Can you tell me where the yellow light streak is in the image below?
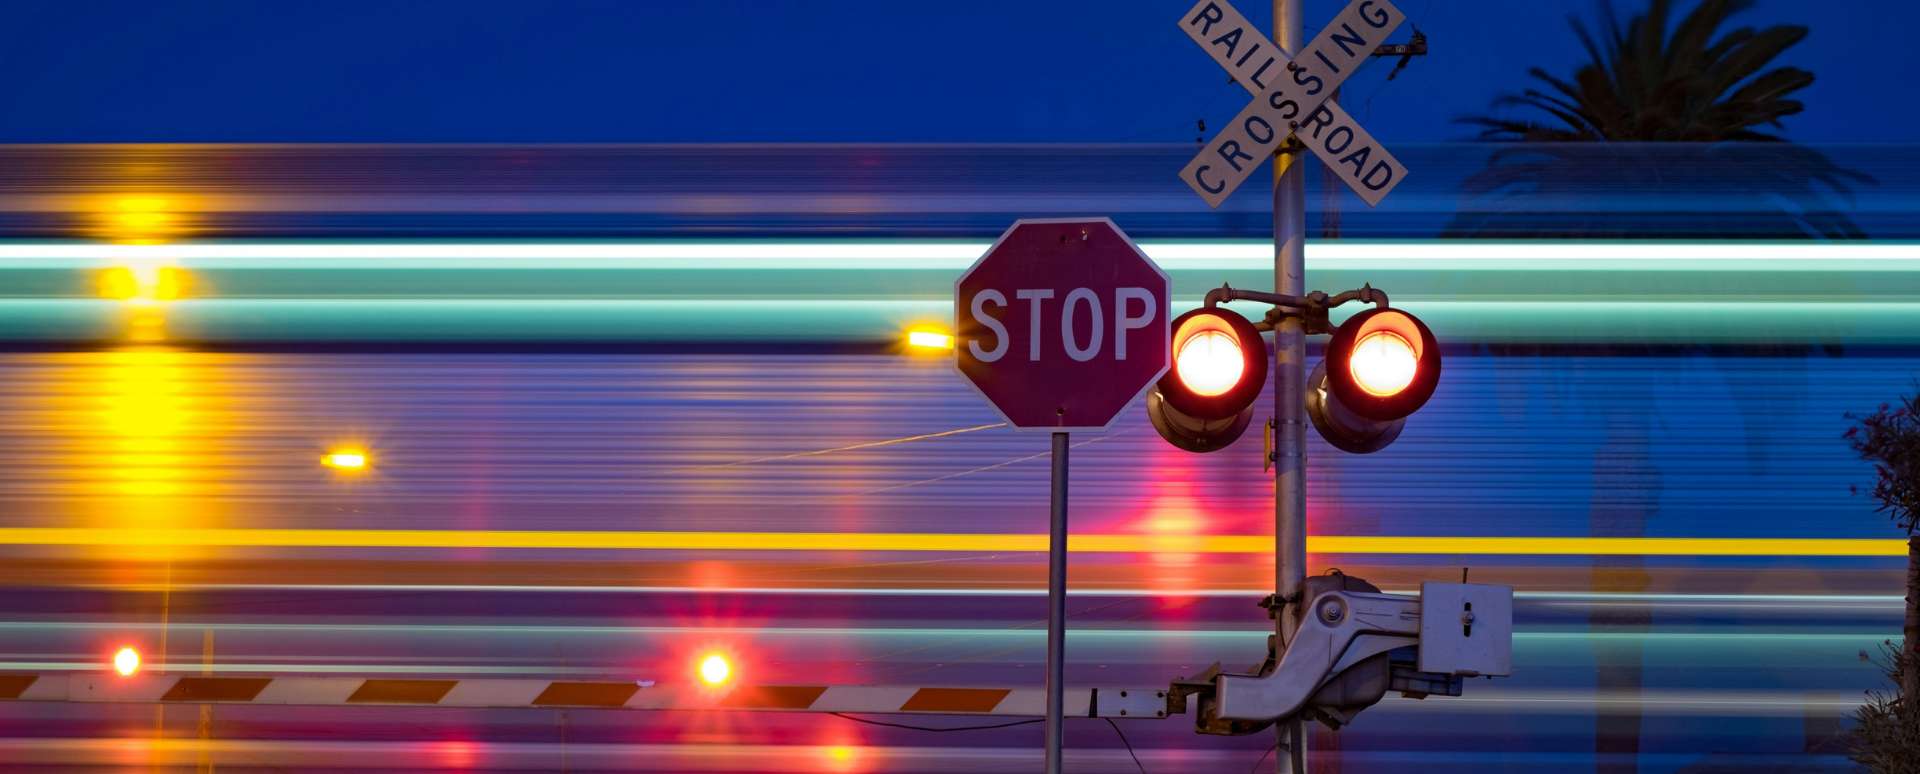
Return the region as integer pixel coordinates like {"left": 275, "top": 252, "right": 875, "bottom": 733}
{"left": 322, "top": 449, "right": 370, "bottom": 471}
{"left": 97, "top": 264, "right": 186, "bottom": 305}
{"left": 0, "top": 529, "right": 1898, "bottom": 557}
{"left": 905, "top": 329, "right": 954, "bottom": 350}
{"left": 101, "top": 196, "right": 183, "bottom": 244}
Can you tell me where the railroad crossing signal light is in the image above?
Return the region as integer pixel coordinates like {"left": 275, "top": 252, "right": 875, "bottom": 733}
{"left": 697, "top": 653, "right": 733, "bottom": 687}
{"left": 1322, "top": 308, "right": 1439, "bottom": 422}
{"left": 1147, "top": 303, "right": 1439, "bottom": 455}
{"left": 1309, "top": 308, "right": 1440, "bottom": 454}
{"left": 1146, "top": 307, "right": 1268, "bottom": 452}
{"left": 113, "top": 646, "right": 141, "bottom": 677}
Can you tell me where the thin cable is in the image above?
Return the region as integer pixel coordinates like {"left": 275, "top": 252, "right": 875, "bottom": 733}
{"left": 828, "top": 712, "right": 1041, "bottom": 732}
{"left": 855, "top": 431, "right": 1119, "bottom": 495}
{"left": 699, "top": 423, "right": 1004, "bottom": 469}
{"left": 1250, "top": 742, "right": 1278, "bottom": 773}
{"left": 1104, "top": 717, "right": 1148, "bottom": 774}
{"left": 831, "top": 712, "right": 1148, "bottom": 771}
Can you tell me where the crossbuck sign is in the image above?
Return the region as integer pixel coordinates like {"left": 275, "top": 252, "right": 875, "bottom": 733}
{"left": 1180, "top": 0, "right": 1408, "bottom": 207}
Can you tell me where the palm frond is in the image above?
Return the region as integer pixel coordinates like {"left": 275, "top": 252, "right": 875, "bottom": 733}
{"left": 1707, "top": 25, "right": 1808, "bottom": 95}
{"left": 1449, "top": 1, "right": 1872, "bottom": 239}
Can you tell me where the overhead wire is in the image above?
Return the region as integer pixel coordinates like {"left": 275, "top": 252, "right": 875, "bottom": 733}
{"left": 828, "top": 712, "right": 1149, "bottom": 773}
{"left": 828, "top": 712, "right": 1039, "bottom": 732}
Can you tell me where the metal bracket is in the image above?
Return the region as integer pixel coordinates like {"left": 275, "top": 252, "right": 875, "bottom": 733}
{"left": 1370, "top": 28, "right": 1428, "bottom": 81}
{"left": 1208, "top": 589, "right": 1421, "bottom": 723}
{"left": 1092, "top": 687, "right": 1172, "bottom": 719}
{"left": 1262, "top": 417, "right": 1276, "bottom": 472}
{"left": 1205, "top": 283, "right": 1390, "bottom": 335}
{"left": 1175, "top": 579, "right": 1513, "bottom": 734}
{"left": 1272, "top": 136, "right": 1308, "bottom": 158}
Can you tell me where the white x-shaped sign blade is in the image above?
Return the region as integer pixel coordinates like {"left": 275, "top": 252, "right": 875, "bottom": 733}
{"left": 1178, "top": 0, "right": 1409, "bottom": 208}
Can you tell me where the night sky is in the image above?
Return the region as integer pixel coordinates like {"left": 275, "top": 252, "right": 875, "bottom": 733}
{"left": 0, "top": 0, "right": 1911, "bottom": 143}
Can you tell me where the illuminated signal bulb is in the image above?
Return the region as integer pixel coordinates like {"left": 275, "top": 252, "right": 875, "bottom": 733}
{"left": 1348, "top": 330, "right": 1417, "bottom": 397}
{"left": 697, "top": 653, "right": 732, "bottom": 687}
{"left": 1175, "top": 330, "right": 1245, "bottom": 396}
{"left": 113, "top": 646, "right": 141, "bottom": 677}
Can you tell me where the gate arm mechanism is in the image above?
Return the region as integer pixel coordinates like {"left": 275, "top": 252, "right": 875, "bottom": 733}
{"left": 1210, "top": 589, "right": 1419, "bottom": 723}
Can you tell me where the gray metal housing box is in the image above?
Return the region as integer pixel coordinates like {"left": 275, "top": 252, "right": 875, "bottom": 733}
{"left": 1418, "top": 582, "right": 1513, "bottom": 677}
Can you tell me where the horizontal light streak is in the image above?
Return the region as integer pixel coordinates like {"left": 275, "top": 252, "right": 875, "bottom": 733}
{"left": 0, "top": 661, "right": 614, "bottom": 675}
{"left": 155, "top": 584, "right": 1911, "bottom": 604}
{"left": 0, "top": 240, "right": 1916, "bottom": 269}
{"left": 1420, "top": 690, "right": 1866, "bottom": 714}
{"left": 905, "top": 329, "right": 955, "bottom": 350}
{"left": 2, "top": 239, "right": 1913, "bottom": 343}
{"left": 0, "top": 620, "right": 1883, "bottom": 641}
{"left": 0, "top": 528, "right": 1901, "bottom": 556}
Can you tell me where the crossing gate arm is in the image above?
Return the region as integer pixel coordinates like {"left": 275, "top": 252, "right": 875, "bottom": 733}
{"left": 0, "top": 675, "right": 1176, "bottom": 720}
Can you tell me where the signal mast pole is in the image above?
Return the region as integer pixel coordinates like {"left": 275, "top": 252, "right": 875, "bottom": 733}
{"left": 1271, "top": 1, "right": 1310, "bottom": 771}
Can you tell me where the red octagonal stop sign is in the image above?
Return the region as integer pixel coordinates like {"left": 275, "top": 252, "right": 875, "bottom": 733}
{"left": 955, "top": 218, "right": 1171, "bottom": 431}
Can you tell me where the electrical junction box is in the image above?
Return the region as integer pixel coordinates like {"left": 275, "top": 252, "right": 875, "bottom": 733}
{"left": 1418, "top": 582, "right": 1513, "bottom": 677}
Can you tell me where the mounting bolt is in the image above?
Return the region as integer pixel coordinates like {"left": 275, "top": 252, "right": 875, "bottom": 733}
{"left": 1317, "top": 597, "right": 1346, "bottom": 624}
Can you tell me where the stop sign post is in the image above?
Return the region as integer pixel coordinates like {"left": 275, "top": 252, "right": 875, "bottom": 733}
{"left": 953, "top": 218, "right": 1169, "bottom": 773}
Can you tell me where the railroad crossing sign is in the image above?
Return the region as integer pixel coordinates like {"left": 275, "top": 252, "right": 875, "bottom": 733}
{"left": 955, "top": 218, "right": 1171, "bottom": 430}
{"left": 1180, "top": 0, "right": 1409, "bottom": 207}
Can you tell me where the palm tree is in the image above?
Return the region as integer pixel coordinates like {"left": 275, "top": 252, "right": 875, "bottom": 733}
{"left": 1449, "top": 0, "right": 1869, "bottom": 239}
{"left": 1468, "top": 0, "right": 1811, "bottom": 142}
{"left": 1454, "top": 4, "right": 1870, "bottom": 768}
{"left": 1847, "top": 395, "right": 1920, "bottom": 771}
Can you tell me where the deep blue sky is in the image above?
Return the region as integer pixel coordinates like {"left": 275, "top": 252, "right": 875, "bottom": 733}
{"left": 0, "top": 0, "right": 1911, "bottom": 143}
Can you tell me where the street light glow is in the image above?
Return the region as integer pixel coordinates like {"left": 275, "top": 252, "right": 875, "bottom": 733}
{"left": 906, "top": 328, "right": 954, "bottom": 350}
{"left": 323, "top": 449, "right": 370, "bottom": 471}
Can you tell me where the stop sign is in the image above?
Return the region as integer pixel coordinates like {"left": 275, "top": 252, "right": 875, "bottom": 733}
{"left": 955, "top": 218, "right": 1171, "bottom": 430}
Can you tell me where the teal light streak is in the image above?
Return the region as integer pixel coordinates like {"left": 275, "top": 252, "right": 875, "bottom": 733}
{"left": 3, "top": 239, "right": 1916, "bottom": 344}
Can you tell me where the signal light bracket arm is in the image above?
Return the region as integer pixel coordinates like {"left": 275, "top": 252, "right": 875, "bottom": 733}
{"left": 1202, "top": 284, "right": 1391, "bottom": 334}
{"left": 1203, "top": 284, "right": 1311, "bottom": 312}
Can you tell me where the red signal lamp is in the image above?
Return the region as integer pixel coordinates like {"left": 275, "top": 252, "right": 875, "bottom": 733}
{"left": 1320, "top": 307, "right": 1439, "bottom": 422}
{"left": 1308, "top": 307, "right": 1439, "bottom": 454}
{"left": 1146, "top": 307, "right": 1267, "bottom": 452}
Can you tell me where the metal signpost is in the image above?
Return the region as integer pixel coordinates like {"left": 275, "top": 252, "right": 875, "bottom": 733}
{"left": 1180, "top": 1, "right": 1414, "bottom": 771}
{"left": 953, "top": 218, "right": 1172, "bottom": 773}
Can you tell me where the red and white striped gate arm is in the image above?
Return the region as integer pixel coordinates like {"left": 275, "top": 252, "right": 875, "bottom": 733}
{"left": 0, "top": 674, "right": 1173, "bottom": 719}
